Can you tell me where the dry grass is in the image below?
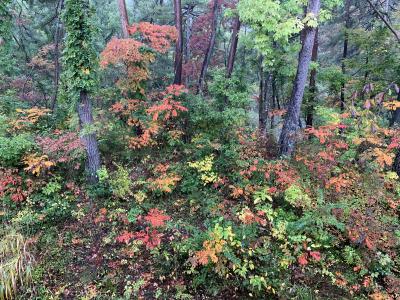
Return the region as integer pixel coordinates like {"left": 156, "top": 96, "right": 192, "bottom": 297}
{"left": 0, "top": 230, "right": 34, "bottom": 300}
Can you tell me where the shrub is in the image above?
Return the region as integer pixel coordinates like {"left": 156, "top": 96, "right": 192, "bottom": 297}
{"left": 0, "top": 134, "right": 34, "bottom": 167}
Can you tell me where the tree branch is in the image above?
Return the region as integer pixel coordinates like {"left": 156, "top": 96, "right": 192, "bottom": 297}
{"left": 366, "top": 0, "right": 400, "bottom": 43}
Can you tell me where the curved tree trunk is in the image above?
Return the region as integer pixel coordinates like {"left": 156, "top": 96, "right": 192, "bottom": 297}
{"left": 78, "top": 91, "right": 101, "bottom": 183}
{"left": 279, "top": 0, "right": 321, "bottom": 156}
{"left": 197, "top": 0, "right": 219, "bottom": 94}
{"left": 173, "top": 0, "right": 183, "bottom": 85}
{"left": 118, "top": 0, "right": 129, "bottom": 38}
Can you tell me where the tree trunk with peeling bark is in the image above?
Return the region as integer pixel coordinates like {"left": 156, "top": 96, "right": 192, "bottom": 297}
{"left": 279, "top": 0, "right": 321, "bottom": 156}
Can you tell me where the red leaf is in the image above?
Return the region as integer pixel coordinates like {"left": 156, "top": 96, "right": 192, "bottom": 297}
{"left": 309, "top": 251, "right": 321, "bottom": 262}
{"left": 298, "top": 253, "right": 308, "bottom": 266}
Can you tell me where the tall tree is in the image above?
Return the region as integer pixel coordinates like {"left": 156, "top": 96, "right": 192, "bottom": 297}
{"left": 118, "top": 0, "right": 130, "bottom": 38}
{"left": 258, "top": 56, "right": 266, "bottom": 133}
{"left": 226, "top": 14, "right": 241, "bottom": 79}
{"left": 0, "top": 0, "right": 13, "bottom": 76}
{"left": 340, "top": 0, "right": 351, "bottom": 112}
{"left": 279, "top": 0, "right": 321, "bottom": 156}
{"left": 305, "top": 28, "right": 318, "bottom": 126}
{"left": 173, "top": 0, "right": 183, "bottom": 85}
{"left": 197, "top": 0, "right": 220, "bottom": 94}
{"left": 184, "top": 4, "right": 195, "bottom": 87}
{"left": 63, "top": 0, "right": 101, "bottom": 182}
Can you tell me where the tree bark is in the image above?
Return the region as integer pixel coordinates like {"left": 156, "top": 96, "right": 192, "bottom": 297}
{"left": 226, "top": 15, "right": 240, "bottom": 78}
{"left": 173, "top": 0, "right": 183, "bottom": 84}
{"left": 390, "top": 89, "right": 400, "bottom": 126}
{"left": 78, "top": 91, "right": 101, "bottom": 183}
{"left": 259, "top": 57, "right": 266, "bottom": 134}
{"left": 279, "top": 0, "right": 320, "bottom": 156}
{"left": 306, "top": 27, "right": 318, "bottom": 127}
{"left": 340, "top": 0, "right": 351, "bottom": 112}
{"left": 197, "top": 0, "right": 219, "bottom": 94}
{"left": 118, "top": 0, "right": 130, "bottom": 38}
{"left": 184, "top": 6, "right": 194, "bottom": 87}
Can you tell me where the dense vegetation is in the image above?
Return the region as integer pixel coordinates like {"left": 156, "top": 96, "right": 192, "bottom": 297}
{"left": 1, "top": 0, "right": 400, "bottom": 299}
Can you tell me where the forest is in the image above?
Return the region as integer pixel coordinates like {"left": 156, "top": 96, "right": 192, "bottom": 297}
{"left": 0, "top": 0, "right": 400, "bottom": 299}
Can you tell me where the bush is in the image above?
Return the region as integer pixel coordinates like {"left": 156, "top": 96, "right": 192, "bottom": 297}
{"left": 0, "top": 134, "right": 34, "bottom": 167}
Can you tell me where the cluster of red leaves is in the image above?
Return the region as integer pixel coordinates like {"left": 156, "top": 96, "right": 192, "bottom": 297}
{"left": 110, "top": 99, "right": 141, "bottom": 115}
{"left": 143, "top": 208, "right": 171, "bottom": 227}
{"left": 296, "top": 131, "right": 351, "bottom": 188}
{"left": 129, "top": 123, "right": 159, "bottom": 149}
{"left": 264, "top": 161, "right": 299, "bottom": 191}
{"left": 134, "top": 228, "right": 163, "bottom": 249}
{"left": 236, "top": 128, "right": 269, "bottom": 159}
{"left": 0, "top": 168, "right": 28, "bottom": 202}
{"left": 147, "top": 85, "right": 188, "bottom": 121}
{"left": 37, "top": 131, "right": 83, "bottom": 164}
{"left": 128, "top": 22, "right": 177, "bottom": 53}
{"left": 116, "top": 209, "right": 171, "bottom": 249}
{"left": 387, "top": 137, "right": 400, "bottom": 151}
{"left": 147, "top": 163, "right": 181, "bottom": 193}
{"left": 297, "top": 251, "right": 321, "bottom": 266}
{"left": 238, "top": 208, "right": 267, "bottom": 226}
{"left": 346, "top": 208, "right": 397, "bottom": 253}
{"left": 100, "top": 22, "right": 176, "bottom": 93}
{"left": 109, "top": 85, "right": 188, "bottom": 150}
{"left": 305, "top": 124, "right": 345, "bottom": 144}
{"left": 100, "top": 38, "right": 153, "bottom": 93}
{"left": 100, "top": 38, "right": 153, "bottom": 67}
{"left": 325, "top": 172, "right": 356, "bottom": 193}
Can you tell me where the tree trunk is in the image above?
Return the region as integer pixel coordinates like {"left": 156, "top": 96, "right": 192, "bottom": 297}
{"left": 52, "top": 0, "right": 64, "bottom": 111}
{"left": 173, "top": 0, "right": 183, "bottom": 84}
{"left": 223, "top": 14, "right": 241, "bottom": 104}
{"left": 184, "top": 7, "right": 193, "bottom": 87}
{"left": 394, "top": 149, "right": 400, "bottom": 177}
{"left": 118, "top": 0, "right": 129, "bottom": 38}
{"left": 340, "top": 0, "right": 351, "bottom": 112}
{"left": 306, "top": 28, "right": 318, "bottom": 127}
{"left": 279, "top": 0, "right": 320, "bottom": 156}
{"left": 259, "top": 57, "right": 266, "bottom": 134}
{"left": 197, "top": 0, "right": 219, "bottom": 94}
{"left": 390, "top": 90, "right": 400, "bottom": 126}
{"left": 226, "top": 15, "right": 241, "bottom": 78}
{"left": 78, "top": 91, "right": 101, "bottom": 183}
